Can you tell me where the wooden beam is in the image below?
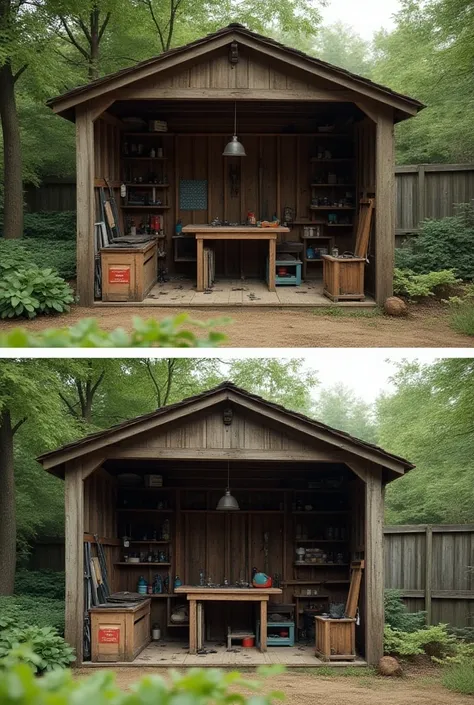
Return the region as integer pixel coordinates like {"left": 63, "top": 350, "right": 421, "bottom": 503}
{"left": 375, "top": 109, "right": 395, "bottom": 305}
{"left": 417, "top": 164, "right": 426, "bottom": 224}
{"left": 89, "top": 96, "right": 116, "bottom": 122}
{"left": 355, "top": 100, "right": 378, "bottom": 124}
{"left": 81, "top": 455, "right": 106, "bottom": 480}
{"left": 75, "top": 106, "right": 95, "bottom": 306}
{"left": 109, "top": 448, "right": 341, "bottom": 462}
{"left": 119, "top": 87, "right": 351, "bottom": 102}
{"left": 365, "top": 467, "right": 384, "bottom": 666}
{"left": 64, "top": 461, "right": 84, "bottom": 664}
{"left": 384, "top": 524, "right": 474, "bottom": 533}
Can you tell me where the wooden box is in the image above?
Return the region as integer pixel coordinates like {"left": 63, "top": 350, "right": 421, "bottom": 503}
{"left": 314, "top": 616, "right": 356, "bottom": 661}
{"left": 90, "top": 599, "right": 151, "bottom": 662}
{"left": 101, "top": 240, "right": 157, "bottom": 302}
{"left": 322, "top": 256, "right": 365, "bottom": 302}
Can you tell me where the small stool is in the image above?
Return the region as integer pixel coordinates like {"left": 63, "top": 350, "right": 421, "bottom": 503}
{"left": 227, "top": 627, "right": 255, "bottom": 650}
{"left": 266, "top": 257, "right": 302, "bottom": 286}
{"left": 256, "top": 620, "right": 295, "bottom": 647}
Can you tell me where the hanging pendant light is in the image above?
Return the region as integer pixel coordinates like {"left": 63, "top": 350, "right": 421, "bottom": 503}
{"left": 216, "top": 461, "right": 240, "bottom": 510}
{"left": 222, "top": 102, "right": 246, "bottom": 157}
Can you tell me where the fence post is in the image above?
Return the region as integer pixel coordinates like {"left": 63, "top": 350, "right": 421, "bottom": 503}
{"left": 425, "top": 525, "right": 433, "bottom": 624}
{"left": 417, "top": 165, "right": 426, "bottom": 225}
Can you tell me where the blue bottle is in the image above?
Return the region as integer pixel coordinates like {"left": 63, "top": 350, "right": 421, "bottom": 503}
{"left": 174, "top": 575, "right": 182, "bottom": 589}
{"left": 137, "top": 576, "right": 147, "bottom": 595}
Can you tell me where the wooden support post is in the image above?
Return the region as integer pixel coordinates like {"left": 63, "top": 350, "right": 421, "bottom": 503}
{"left": 76, "top": 106, "right": 95, "bottom": 306}
{"left": 260, "top": 599, "right": 267, "bottom": 652}
{"left": 196, "top": 237, "right": 204, "bottom": 292}
{"left": 417, "top": 165, "right": 426, "bottom": 225}
{"left": 268, "top": 238, "right": 276, "bottom": 292}
{"left": 65, "top": 462, "right": 84, "bottom": 664}
{"left": 375, "top": 110, "right": 395, "bottom": 305}
{"left": 425, "top": 525, "right": 433, "bottom": 625}
{"left": 189, "top": 599, "right": 197, "bottom": 653}
{"left": 365, "top": 468, "right": 384, "bottom": 665}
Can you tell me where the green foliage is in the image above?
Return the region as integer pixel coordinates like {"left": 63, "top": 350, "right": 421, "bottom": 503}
{"left": 395, "top": 204, "right": 474, "bottom": 280}
{"left": 0, "top": 662, "right": 285, "bottom": 703}
{"left": 384, "top": 624, "right": 459, "bottom": 658}
{"left": 442, "top": 661, "right": 474, "bottom": 694}
{"left": 384, "top": 590, "right": 426, "bottom": 632}
{"left": 0, "top": 236, "right": 76, "bottom": 280}
{"left": 378, "top": 359, "right": 474, "bottom": 524}
{"left": 0, "top": 314, "right": 228, "bottom": 347}
{"left": 0, "top": 268, "right": 75, "bottom": 319}
{"left": 14, "top": 571, "right": 65, "bottom": 601}
{"left": 450, "top": 303, "right": 474, "bottom": 336}
{"left": 0, "top": 242, "right": 36, "bottom": 274}
{"left": 393, "top": 268, "right": 459, "bottom": 299}
{"left": 0, "top": 625, "right": 74, "bottom": 673}
{"left": 0, "top": 597, "right": 65, "bottom": 634}
{"left": 313, "top": 383, "right": 377, "bottom": 443}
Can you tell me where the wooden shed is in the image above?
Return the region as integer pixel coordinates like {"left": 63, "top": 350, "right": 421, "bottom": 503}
{"left": 39, "top": 383, "right": 413, "bottom": 667}
{"left": 47, "top": 25, "right": 423, "bottom": 308}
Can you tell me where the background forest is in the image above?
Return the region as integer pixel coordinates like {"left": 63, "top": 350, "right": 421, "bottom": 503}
{"left": 0, "top": 356, "right": 472, "bottom": 570}
{"left": 0, "top": 0, "right": 473, "bottom": 201}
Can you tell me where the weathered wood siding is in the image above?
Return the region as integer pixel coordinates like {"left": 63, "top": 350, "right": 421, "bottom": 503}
{"left": 384, "top": 525, "right": 474, "bottom": 628}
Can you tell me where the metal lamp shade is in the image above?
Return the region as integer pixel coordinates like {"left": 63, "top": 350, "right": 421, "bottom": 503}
{"left": 222, "top": 135, "right": 246, "bottom": 157}
{"left": 216, "top": 489, "right": 240, "bottom": 511}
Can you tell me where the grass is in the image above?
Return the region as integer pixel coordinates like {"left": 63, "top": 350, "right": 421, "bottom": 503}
{"left": 295, "top": 666, "right": 377, "bottom": 678}
{"left": 450, "top": 303, "right": 474, "bottom": 336}
{"left": 312, "top": 306, "right": 383, "bottom": 318}
{"left": 442, "top": 661, "right": 474, "bottom": 695}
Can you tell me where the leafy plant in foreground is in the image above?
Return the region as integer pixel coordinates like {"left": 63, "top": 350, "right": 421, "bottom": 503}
{"left": 384, "top": 623, "right": 460, "bottom": 659}
{"left": 0, "top": 314, "right": 228, "bottom": 347}
{"left": 0, "top": 662, "right": 285, "bottom": 703}
{"left": 0, "top": 268, "right": 75, "bottom": 319}
{"left": 393, "top": 268, "right": 459, "bottom": 299}
{"left": 0, "top": 625, "right": 74, "bottom": 673}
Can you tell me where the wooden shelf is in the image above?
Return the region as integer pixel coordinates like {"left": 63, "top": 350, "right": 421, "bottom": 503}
{"left": 128, "top": 540, "right": 171, "bottom": 544}
{"left": 117, "top": 508, "right": 174, "bottom": 513}
{"left": 181, "top": 509, "right": 284, "bottom": 514}
{"left": 292, "top": 511, "right": 348, "bottom": 515}
{"left": 123, "top": 205, "right": 170, "bottom": 210}
{"left": 325, "top": 580, "right": 351, "bottom": 584}
{"left": 283, "top": 580, "right": 325, "bottom": 585}
{"left": 294, "top": 563, "right": 349, "bottom": 567}
{"left": 302, "top": 235, "right": 334, "bottom": 240}
{"left": 124, "top": 132, "right": 171, "bottom": 137}
{"left": 124, "top": 183, "right": 170, "bottom": 188}
{"left": 123, "top": 156, "right": 168, "bottom": 161}
{"left": 311, "top": 183, "right": 355, "bottom": 187}
{"left": 293, "top": 593, "right": 329, "bottom": 598}
{"left": 310, "top": 158, "right": 354, "bottom": 163}
{"left": 167, "top": 622, "right": 189, "bottom": 627}
{"left": 326, "top": 224, "right": 353, "bottom": 227}
{"left": 310, "top": 206, "right": 354, "bottom": 211}
{"left": 295, "top": 539, "right": 347, "bottom": 543}
{"left": 149, "top": 594, "right": 172, "bottom": 598}
{"left": 303, "top": 258, "right": 324, "bottom": 264}
{"left": 114, "top": 562, "right": 171, "bottom": 566}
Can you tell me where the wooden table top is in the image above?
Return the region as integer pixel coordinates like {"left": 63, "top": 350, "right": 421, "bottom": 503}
{"left": 182, "top": 225, "right": 289, "bottom": 235}
{"left": 175, "top": 586, "right": 282, "bottom": 595}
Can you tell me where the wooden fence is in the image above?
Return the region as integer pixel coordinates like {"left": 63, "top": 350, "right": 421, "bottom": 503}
{"left": 384, "top": 525, "right": 474, "bottom": 628}
{"left": 25, "top": 165, "right": 474, "bottom": 242}
{"left": 27, "top": 525, "right": 474, "bottom": 628}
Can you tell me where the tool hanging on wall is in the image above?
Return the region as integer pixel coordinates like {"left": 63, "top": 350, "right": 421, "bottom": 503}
{"left": 104, "top": 178, "right": 123, "bottom": 239}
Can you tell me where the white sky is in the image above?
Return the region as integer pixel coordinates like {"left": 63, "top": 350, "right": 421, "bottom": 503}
{"left": 320, "top": 0, "right": 400, "bottom": 40}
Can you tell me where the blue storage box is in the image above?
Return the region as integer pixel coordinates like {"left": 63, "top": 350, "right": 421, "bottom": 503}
{"left": 266, "top": 258, "right": 302, "bottom": 286}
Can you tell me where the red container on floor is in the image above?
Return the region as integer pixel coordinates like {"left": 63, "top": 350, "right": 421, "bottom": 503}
{"left": 242, "top": 637, "right": 255, "bottom": 648}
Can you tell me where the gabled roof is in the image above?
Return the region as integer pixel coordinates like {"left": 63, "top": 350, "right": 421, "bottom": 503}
{"left": 47, "top": 24, "right": 424, "bottom": 120}
{"left": 38, "top": 381, "right": 414, "bottom": 478}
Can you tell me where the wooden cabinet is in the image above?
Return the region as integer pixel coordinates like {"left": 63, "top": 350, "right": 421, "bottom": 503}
{"left": 90, "top": 599, "right": 151, "bottom": 662}
{"left": 314, "top": 616, "right": 356, "bottom": 661}
{"left": 100, "top": 240, "right": 157, "bottom": 302}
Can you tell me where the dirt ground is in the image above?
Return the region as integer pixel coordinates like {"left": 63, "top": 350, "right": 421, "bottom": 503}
{"left": 74, "top": 667, "right": 472, "bottom": 704}
{"left": 1, "top": 302, "right": 473, "bottom": 348}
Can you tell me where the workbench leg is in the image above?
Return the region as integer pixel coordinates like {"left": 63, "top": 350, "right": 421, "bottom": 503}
{"left": 196, "top": 238, "right": 204, "bottom": 292}
{"left": 268, "top": 240, "right": 276, "bottom": 292}
{"left": 260, "top": 600, "right": 267, "bottom": 652}
{"left": 189, "top": 599, "right": 197, "bottom": 654}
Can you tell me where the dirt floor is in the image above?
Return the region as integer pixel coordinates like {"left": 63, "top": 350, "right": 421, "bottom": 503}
{"left": 74, "top": 666, "right": 472, "bottom": 704}
{"left": 1, "top": 302, "right": 473, "bottom": 347}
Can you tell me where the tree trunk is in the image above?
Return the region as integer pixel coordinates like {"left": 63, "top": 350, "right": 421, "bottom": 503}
{"left": 0, "top": 409, "right": 16, "bottom": 595}
{"left": 0, "top": 62, "right": 23, "bottom": 239}
{"left": 88, "top": 9, "right": 100, "bottom": 80}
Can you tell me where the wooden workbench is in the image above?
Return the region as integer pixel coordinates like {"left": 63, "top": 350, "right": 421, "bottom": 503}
{"left": 175, "top": 586, "right": 282, "bottom": 653}
{"left": 181, "top": 225, "right": 290, "bottom": 292}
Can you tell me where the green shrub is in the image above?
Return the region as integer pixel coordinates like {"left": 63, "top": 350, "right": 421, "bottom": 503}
{"left": 23, "top": 211, "right": 76, "bottom": 241}
{"left": 384, "top": 623, "right": 459, "bottom": 659}
{"left": 450, "top": 303, "right": 474, "bottom": 336}
{"left": 0, "top": 596, "right": 65, "bottom": 634}
{"left": 0, "top": 268, "right": 75, "bottom": 319}
{"left": 15, "top": 571, "right": 65, "bottom": 601}
{"left": 0, "top": 662, "right": 284, "bottom": 702}
{"left": 0, "top": 625, "right": 74, "bottom": 673}
{"left": 395, "top": 202, "right": 474, "bottom": 280}
{"left": 0, "top": 238, "right": 76, "bottom": 280}
{"left": 393, "top": 267, "right": 459, "bottom": 299}
{"left": 0, "top": 314, "right": 228, "bottom": 347}
{"left": 384, "top": 589, "right": 426, "bottom": 632}
{"left": 443, "top": 661, "right": 474, "bottom": 695}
